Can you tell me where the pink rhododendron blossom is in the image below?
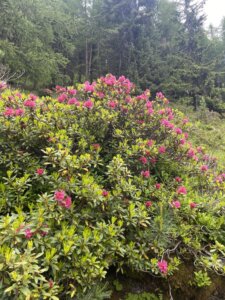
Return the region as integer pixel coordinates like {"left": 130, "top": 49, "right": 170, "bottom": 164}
{"left": 147, "top": 108, "right": 154, "bottom": 115}
{"left": 180, "top": 138, "right": 186, "bottom": 145}
{"left": 187, "top": 148, "right": 195, "bottom": 158}
{"left": 146, "top": 101, "right": 152, "bottom": 109}
{"left": 167, "top": 114, "right": 174, "bottom": 121}
{"left": 183, "top": 118, "right": 189, "bottom": 124}
{"left": 175, "top": 128, "right": 182, "bottom": 135}
{"left": 157, "top": 260, "right": 168, "bottom": 274}
{"left": 200, "top": 165, "right": 208, "bottom": 172}
{"left": 139, "top": 156, "right": 148, "bottom": 164}
{"left": 155, "top": 183, "right": 161, "bottom": 189}
{"left": 156, "top": 92, "right": 165, "bottom": 99}
{"left": 96, "top": 91, "right": 105, "bottom": 99}
{"left": 68, "top": 89, "right": 77, "bottom": 95}
{"left": 29, "top": 94, "right": 37, "bottom": 101}
{"left": 84, "top": 81, "right": 95, "bottom": 92}
{"left": 175, "top": 177, "right": 182, "bottom": 183}
{"left": 68, "top": 98, "right": 79, "bottom": 105}
{"left": 54, "top": 190, "right": 72, "bottom": 208}
{"left": 158, "top": 109, "right": 165, "bottom": 115}
{"left": 190, "top": 202, "right": 197, "bottom": 209}
{"left": 64, "top": 196, "right": 72, "bottom": 208}
{"left": 118, "top": 75, "right": 126, "bottom": 82}
{"left": 103, "top": 74, "right": 117, "bottom": 86}
{"left": 215, "top": 176, "right": 223, "bottom": 183}
{"left": 55, "top": 85, "right": 67, "bottom": 93}
{"left": 136, "top": 89, "right": 150, "bottom": 101}
{"left": 3, "top": 107, "right": 15, "bottom": 117}
{"left": 147, "top": 140, "right": 154, "bottom": 147}
{"left": 58, "top": 93, "right": 67, "bottom": 103}
{"left": 172, "top": 200, "right": 181, "bottom": 208}
{"left": 102, "top": 190, "right": 109, "bottom": 197}
{"left": 15, "top": 108, "right": 24, "bottom": 116}
{"left": 92, "top": 143, "right": 100, "bottom": 150}
{"left": 108, "top": 101, "right": 117, "bottom": 109}
{"left": 161, "top": 119, "right": 174, "bottom": 129}
{"left": 177, "top": 186, "right": 187, "bottom": 195}
{"left": 159, "top": 146, "right": 166, "bottom": 154}
{"left": 137, "top": 94, "right": 147, "bottom": 101}
{"left": 83, "top": 99, "right": 94, "bottom": 109}
{"left": 0, "top": 81, "right": 7, "bottom": 90}
{"left": 145, "top": 201, "right": 152, "bottom": 208}
{"left": 24, "top": 99, "right": 36, "bottom": 108}
{"left": 141, "top": 170, "right": 150, "bottom": 178}
{"left": 193, "top": 155, "right": 199, "bottom": 162}
{"left": 36, "top": 168, "right": 44, "bottom": 175}
{"left": 166, "top": 107, "right": 172, "bottom": 114}
{"left": 54, "top": 190, "right": 65, "bottom": 201}
{"left": 15, "top": 93, "right": 22, "bottom": 98}
{"left": 161, "top": 119, "right": 170, "bottom": 127}
{"left": 25, "top": 229, "right": 33, "bottom": 239}
{"left": 125, "top": 96, "right": 132, "bottom": 103}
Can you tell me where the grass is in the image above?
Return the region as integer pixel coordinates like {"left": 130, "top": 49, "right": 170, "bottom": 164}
{"left": 174, "top": 104, "right": 225, "bottom": 168}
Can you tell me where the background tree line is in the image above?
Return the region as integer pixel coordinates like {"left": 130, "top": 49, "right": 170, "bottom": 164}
{"left": 1, "top": 0, "right": 225, "bottom": 111}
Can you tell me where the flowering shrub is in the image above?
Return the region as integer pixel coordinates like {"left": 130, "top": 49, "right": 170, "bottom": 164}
{"left": 0, "top": 75, "right": 225, "bottom": 298}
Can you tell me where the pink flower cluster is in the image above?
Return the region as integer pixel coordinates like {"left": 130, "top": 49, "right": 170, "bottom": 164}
{"left": 161, "top": 119, "right": 174, "bottom": 130}
{"left": 56, "top": 85, "right": 67, "bottom": 93}
{"left": 84, "top": 81, "right": 96, "bottom": 93}
{"left": 141, "top": 170, "right": 150, "bottom": 178}
{"left": 172, "top": 200, "right": 181, "bottom": 209}
{"left": 177, "top": 186, "right": 187, "bottom": 195}
{"left": 24, "top": 94, "right": 37, "bottom": 108}
{"left": 58, "top": 93, "right": 67, "bottom": 103}
{"left": 108, "top": 100, "right": 117, "bottom": 109}
{"left": 54, "top": 190, "right": 72, "bottom": 208}
{"left": 157, "top": 260, "right": 168, "bottom": 274}
{"left": 68, "top": 98, "right": 80, "bottom": 106}
{"left": 215, "top": 173, "right": 225, "bottom": 183}
{"left": 190, "top": 202, "right": 197, "bottom": 209}
{"left": 83, "top": 99, "right": 94, "bottom": 109}
{"left": 155, "top": 183, "right": 161, "bottom": 189}
{"left": 68, "top": 88, "right": 77, "bottom": 95}
{"left": 0, "top": 81, "right": 7, "bottom": 90}
{"left": 139, "top": 156, "right": 148, "bottom": 164}
{"left": 102, "top": 190, "right": 109, "bottom": 197}
{"left": 36, "top": 168, "right": 44, "bottom": 175}
{"left": 137, "top": 89, "right": 150, "bottom": 101}
{"left": 145, "top": 201, "right": 152, "bottom": 208}
{"left": 99, "top": 74, "right": 133, "bottom": 94}
{"left": 24, "top": 226, "right": 48, "bottom": 239}
{"left": 156, "top": 92, "right": 165, "bottom": 100}
{"left": 3, "top": 107, "right": 24, "bottom": 117}
{"left": 200, "top": 165, "right": 208, "bottom": 172}
{"left": 158, "top": 146, "right": 166, "bottom": 154}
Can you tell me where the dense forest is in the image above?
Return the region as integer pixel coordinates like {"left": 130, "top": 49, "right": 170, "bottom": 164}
{"left": 1, "top": 0, "right": 225, "bottom": 112}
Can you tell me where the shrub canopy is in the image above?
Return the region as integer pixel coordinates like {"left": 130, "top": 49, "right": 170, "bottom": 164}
{"left": 0, "top": 75, "right": 225, "bottom": 299}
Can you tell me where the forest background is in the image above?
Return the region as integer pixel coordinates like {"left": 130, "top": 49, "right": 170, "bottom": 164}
{"left": 1, "top": 0, "right": 225, "bottom": 113}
